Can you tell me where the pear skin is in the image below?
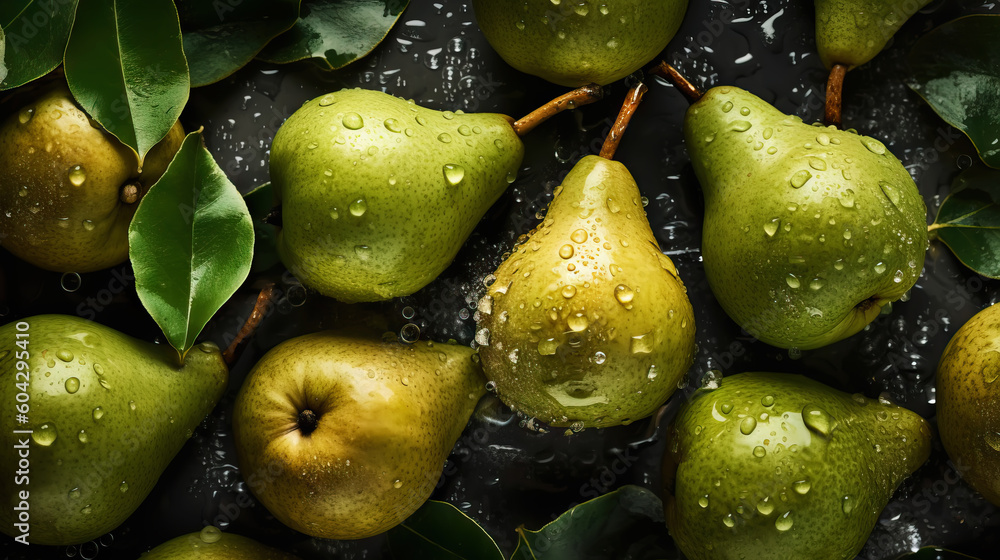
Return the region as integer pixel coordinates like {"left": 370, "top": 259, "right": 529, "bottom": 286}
{"left": 270, "top": 88, "right": 524, "bottom": 303}
{"left": 685, "top": 86, "right": 927, "bottom": 350}
{"left": 232, "top": 332, "right": 485, "bottom": 539}
{"left": 0, "top": 315, "right": 228, "bottom": 545}
{"left": 815, "top": 0, "right": 932, "bottom": 69}
{"left": 140, "top": 527, "right": 301, "bottom": 559}
{"left": 477, "top": 155, "right": 696, "bottom": 428}
{"left": 663, "top": 372, "right": 931, "bottom": 560}
{"left": 472, "top": 0, "right": 688, "bottom": 86}
{"left": 936, "top": 303, "right": 1000, "bottom": 506}
{"left": 0, "top": 84, "right": 184, "bottom": 273}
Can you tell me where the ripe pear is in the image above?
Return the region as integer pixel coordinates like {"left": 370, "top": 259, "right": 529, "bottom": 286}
{"left": 685, "top": 86, "right": 927, "bottom": 350}
{"left": 476, "top": 155, "right": 696, "bottom": 428}
{"left": 0, "top": 84, "right": 184, "bottom": 273}
{"left": 0, "top": 315, "right": 228, "bottom": 545}
{"left": 141, "top": 527, "right": 300, "bottom": 559}
{"left": 270, "top": 88, "right": 524, "bottom": 303}
{"left": 472, "top": 0, "right": 688, "bottom": 87}
{"left": 232, "top": 331, "right": 485, "bottom": 539}
{"left": 936, "top": 303, "right": 1000, "bottom": 506}
{"left": 815, "top": 0, "right": 932, "bottom": 70}
{"left": 663, "top": 372, "right": 932, "bottom": 560}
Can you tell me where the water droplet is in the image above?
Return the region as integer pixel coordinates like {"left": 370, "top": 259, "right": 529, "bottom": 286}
{"left": 731, "top": 120, "right": 752, "bottom": 132}
{"left": 614, "top": 285, "right": 634, "bottom": 308}
{"left": 808, "top": 157, "right": 827, "bottom": 171}
{"left": 740, "top": 416, "right": 758, "bottom": 435}
{"left": 18, "top": 107, "right": 34, "bottom": 124}
{"left": 722, "top": 101, "right": 734, "bottom": 113}
{"left": 349, "top": 198, "right": 367, "bottom": 217}
{"left": 752, "top": 446, "right": 767, "bottom": 458}
{"left": 383, "top": 118, "right": 402, "bottom": 133}
{"left": 757, "top": 497, "right": 774, "bottom": 515}
{"left": 698, "top": 495, "right": 710, "bottom": 508}
{"left": 816, "top": 133, "right": 831, "bottom": 146}
{"left": 443, "top": 164, "right": 466, "bottom": 186}
{"left": 571, "top": 229, "right": 588, "bottom": 243}
{"left": 723, "top": 514, "right": 736, "bottom": 528}
{"left": 761, "top": 395, "right": 775, "bottom": 407}
{"left": 721, "top": 403, "right": 734, "bottom": 414}
{"left": 775, "top": 511, "right": 793, "bottom": 531}
{"left": 764, "top": 218, "right": 780, "bottom": 237}
{"left": 98, "top": 378, "right": 110, "bottom": 390}
{"left": 785, "top": 274, "right": 801, "bottom": 289}
{"left": 63, "top": 377, "right": 81, "bottom": 394}
{"left": 538, "top": 338, "right": 559, "bottom": 356}
{"left": 840, "top": 189, "right": 855, "bottom": 208}
{"left": 561, "top": 285, "right": 577, "bottom": 299}
{"left": 80, "top": 505, "right": 92, "bottom": 515}
{"left": 793, "top": 480, "right": 811, "bottom": 494}
{"left": 559, "top": 244, "right": 574, "bottom": 259}
{"left": 593, "top": 351, "right": 606, "bottom": 365}
{"left": 77, "top": 429, "right": 88, "bottom": 443}
{"left": 200, "top": 525, "right": 222, "bottom": 543}
{"left": 842, "top": 495, "right": 856, "bottom": 514}
{"left": 92, "top": 407, "right": 105, "bottom": 421}
{"left": 69, "top": 487, "right": 81, "bottom": 499}
{"left": 354, "top": 245, "right": 372, "bottom": 261}
{"left": 83, "top": 220, "right": 96, "bottom": 231}
{"left": 790, "top": 170, "right": 812, "bottom": 189}
{"left": 56, "top": 349, "right": 74, "bottom": 362}
{"left": 568, "top": 313, "right": 588, "bottom": 332}
{"left": 129, "top": 400, "right": 136, "bottom": 411}
{"left": 879, "top": 181, "right": 901, "bottom": 206}
{"left": 843, "top": 229, "right": 852, "bottom": 240}
{"left": 68, "top": 165, "right": 87, "bottom": 187}
{"left": 630, "top": 333, "right": 654, "bottom": 354}
{"left": 400, "top": 323, "right": 420, "bottom": 343}
{"left": 342, "top": 113, "right": 364, "bottom": 130}
{"left": 802, "top": 405, "right": 837, "bottom": 437}
{"left": 647, "top": 365, "right": 659, "bottom": 380}
{"left": 863, "top": 137, "right": 886, "bottom": 155}
{"left": 307, "top": 142, "right": 318, "bottom": 150}
{"left": 33, "top": 423, "right": 57, "bottom": 446}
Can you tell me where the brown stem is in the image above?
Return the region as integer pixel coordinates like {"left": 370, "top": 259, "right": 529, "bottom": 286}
{"left": 598, "top": 82, "right": 648, "bottom": 160}
{"left": 512, "top": 83, "right": 604, "bottom": 136}
{"left": 649, "top": 61, "right": 703, "bottom": 104}
{"left": 222, "top": 283, "right": 277, "bottom": 365}
{"left": 120, "top": 182, "right": 141, "bottom": 205}
{"left": 825, "top": 64, "right": 847, "bottom": 128}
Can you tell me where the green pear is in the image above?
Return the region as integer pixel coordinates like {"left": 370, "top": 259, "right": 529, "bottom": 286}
{"left": 663, "top": 372, "right": 931, "bottom": 560}
{"left": 141, "top": 526, "right": 300, "bottom": 559}
{"left": 0, "top": 315, "right": 228, "bottom": 545}
{"left": 232, "top": 331, "right": 485, "bottom": 539}
{"left": 685, "top": 86, "right": 927, "bottom": 350}
{"left": 476, "top": 155, "right": 696, "bottom": 428}
{"left": 270, "top": 88, "right": 524, "bottom": 303}
{"left": 815, "top": 0, "right": 932, "bottom": 70}
{"left": 472, "top": 0, "right": 688, "bottom": 86}
{"left": 936, "top": 303, "right": 1000, "bottom": 506}
{"left": 0, "top": 84, "right": 185, "bottom": 273}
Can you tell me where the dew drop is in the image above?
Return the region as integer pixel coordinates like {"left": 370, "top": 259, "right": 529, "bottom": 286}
{"left": 757, "top": 497, "right": 774, "bottom": 515}
{"left": 65, "top": 377, "right": 80, "bottom": 394}
{"left": 538, "top": 338, "right": 559, "bottom": 356}
{"left": 629, "top": 333, "right": 654, "bottom": 354}
{"left": 793, "top": 480, "right": 811, "bottom": 494}
{"left": 33, "top": 423, "right": 58, "bottom": 446}
{"left": 862, "top": 137, "right": 886, "bottom": 155}
{"left": 354, "top": 245, "right": 372, "bottom": 261}
{"left": 568, "top": 313, "right": 589, "bottom": 332}
{"left": 752, "top": 446, "right": 767, "bottom": 458}
{"left": 443, "top": 164, "right": 466, "bottom": 186}
{"left": 614, "top": 284, "right": 634, "bottom": 308}
{"left": 561, "top": 285, "right": 577, "bottom": 299}
{"left": 785, "top": 274, "right": 801, "bottom": 289}
{"left": 56, "top": 349, "right": 74, "bottom": 362}
{"left": 740, "top": 416, "right": 758, "bottom": 435}
{"left": 802, "top": 405, "right": 837, "bottom": 437}
{"left": 808, "top": 157, "right": 827, "bottom": 171}
{"left": 18, "top": 107, "right": 34, "bottom": 124}
{"left": 92, "top": 407, "right": 105, "bottom": 421}
{"left": 559, "top": 244, "right": 574, "bottom": 259}
{"left": 698, "top": 495, "right": 710, "bottom": 508}
{"left": 342, "top": 113, "right": 364, "bottom": 130}
{"left": 790, "top": 170, "right": 811, "bottom": 190}
{"left": 349, "top": 198, "right": 367, "bottom": 217}
{"left": 593, "top": 351, "right": 606, "bottom": 365}
{"left": 722, "top": 101, "right": 734, "bottom": 113}
{"left": 879, "top": 181, "right": 901, "bottom": 206}
{"left": 774, "top": 511, "right": 793, "bottom": 531}
{"left": 764, "top": 218, "right": 780, "bottom": 237}
{"left": 731, "top": 120, "right": 752, "bottom": 132}
{"left": 571, "top": 229, "right": 588, "bottom": 243}
{"left": 842, "top": 495, "right": 856, "bottom": 514}
{"left": 384, "top": 118, "right": 402, "bottom": 132}
{"left": 68, "top": 165, "right": 87, "bottom": 187}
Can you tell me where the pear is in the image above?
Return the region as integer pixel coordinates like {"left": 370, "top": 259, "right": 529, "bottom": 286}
{"left": 0, "top": 84, "right": 185, "bottom": 273}
{"left": 476, "top": 155, "right": 696, "bottom": 428}
{"left": 685, "top": 86, "right": 927, "bottom": 350}
{"left": 232, "top": 331, "right": 485, "bottom": 539}
{"left": 663, "top": 372, "right": 932, "bottom": 560}
{"left": 270, "top": 88, "right": 524, "bottom": 303}
{"left": 936, "top": 303, "right": 1000, "bottom": 506}
{"left": 472, "top": 0, "right": 688, "bottom": 86}
{"left": 0, "top": 315, "right": 228, "bottom": 545}
{"left": 815, "top": 0, "right": 932, "bottom": 70}
{"left": 141, "top": 526, "right": 300, "bottom": 559}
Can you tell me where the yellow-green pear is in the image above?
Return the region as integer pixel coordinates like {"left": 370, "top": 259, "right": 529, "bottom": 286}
{"left": 232, "top": 331, "right": 485, "bottom": 540}
{"left": 664, "top": 372, "right": 932, "bottom": 560}
{"left": 0, "top": 315, "right": 228, "bottom": 545}
{"left": 0, "top": 84, "right": 184, "bottom": 272}
{"left": 685, "top": 86, "right": 927, "bottom": 350}
{"left": 815, "top": 0, "right": 932, "bottom": 70}
{"left": 476, "top": 155, "right": 696, "bottom": 428}
{"left": 472, "top": 0, "right": 688, "bottom": 86}
{"left": 140, "top": 527, "right": 300, "bottom": 559}
{"left": 936, "top": 303, "right": 1000, "bottom": 506}
{"left": 269, "top": 88, "right": 524, "bottom": 303}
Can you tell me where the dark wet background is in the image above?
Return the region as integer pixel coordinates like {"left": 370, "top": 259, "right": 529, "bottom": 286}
{"left": 2, "top": 0, "right": 999, "bottom": 558}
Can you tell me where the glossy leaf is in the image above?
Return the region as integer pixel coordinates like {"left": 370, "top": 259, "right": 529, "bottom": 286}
{"left": 258, "top": 0, "right": 409, "bottom": 70}
{"left": 243, "top": 182, "right": 281, "bottom": 272}
{"left": 177, "top": 0, "right": 299, "bottom": 87}
{"left": 64, "top": 0, "right": 188, "bottom": 163}
{"left": 908, "top": 15, "right": 1000, "bottom": 168}
{"left": 129, "top": 132, "right": 254, "bottom": 358}
{"left": 930, "top": 166, "right": 1000, "bottom": 279}
{"left": 385, "top": 500, "right": 504, "bottom": 560}
{"left": 895, "top": 547, "right": 981, "bottom": 560}
{"left": 511, "top": 486, "right": 673, "bottom": 560}
{"left": 0, "top": 0, "right": 78, "bottom": 90}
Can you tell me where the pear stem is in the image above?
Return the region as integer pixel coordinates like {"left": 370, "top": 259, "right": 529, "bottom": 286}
{"left": 120, "top": 182, "right": 140, "bottom": 205}
{"left": 598, "top": 82, "right": 648, "bottom": 160}
{"left": 649, "top": 61, "right": 703, "bottom": 103}
{"left": 512, "top": 83, "right": 604, "bottom": 136}
{"left": 825, "top": 64, "right": 847, "bottom": 128}
{"left": 298, "top": 409, "right": 319, "bottom": 435}
{"left": 222, "top": 283, "right": 277, "bottom": 365}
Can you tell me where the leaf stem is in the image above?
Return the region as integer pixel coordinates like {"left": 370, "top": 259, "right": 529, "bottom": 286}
{"left": 825, "top": 64, "right": 847, "bottom": 128}
{"left": 599, "top": 82, "right": 648, "bottom": 160}
{"left": 223, "top": 283, "right": 277, "bottom": 365}
{"left": 649, "top": 61, "right": 703, "bottom": 103}
{"left": 513, "top": 83, "right": 604, "bottom": 136}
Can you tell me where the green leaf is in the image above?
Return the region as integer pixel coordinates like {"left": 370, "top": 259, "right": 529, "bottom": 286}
{"left": 64, "top": 0, "right": 188, "bottom": 163}
{"left": 129, "top": 132, "right": 254, "bottom": 358}
{"left": 258, "top": 0, "right": 409, "bottom": 70}
{"left": 0, "top": 26, "right": 6, "bottom": 84}
{"left": 894, "top": 547, "right": 982, "bottom": 560}
{"left": 511, "top": 486, "right": 673, "bottom": 560}
{"left": 0, "top": 0, "right": 78, "bottom": 90}
{"left": 930, "top": 166, "right": 1000, "bottom": 279}
{"left": 907, "top": 15, "right": 1000, "bottom": 168}
{"left": 243, "top": 182, "right": 281, "bottom": 272}
{"left": 177, "top": 0, "right": 299, "bottom": 87}
{"left": 385, "top": 500, "right": 504, "bottom": 560}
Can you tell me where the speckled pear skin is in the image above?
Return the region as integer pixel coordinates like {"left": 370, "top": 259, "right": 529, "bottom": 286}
{"left": 232, "top": 332, "right": 485, "bottom": 540}
{"left": 141, "top": 529, "right": 301, "bottom": 559}
{"left": 663, "top": 372, "right": 931, "bottom": 560}
{"left": 270, "top": 88, "right": 524, "bottom": 303}
{"left": 936, "top": 303, "right": 1000, "bottom": 506}
{"left": 685, "top": 86, "right": 927, "bottom": 350}
{"left": 0, "top": 315, "right": 228, "bottom": 546}
{"left": 815, "top": 0, "right": 932, "bottom": 69}
{"left": 0, "top": 84, "right": 184, "bottom": 273}
{"left": 476, "top": 156, "right": 696, "bottom": 429}
{"left": 472, "top": 0, "right": 688, "bottom": 87}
